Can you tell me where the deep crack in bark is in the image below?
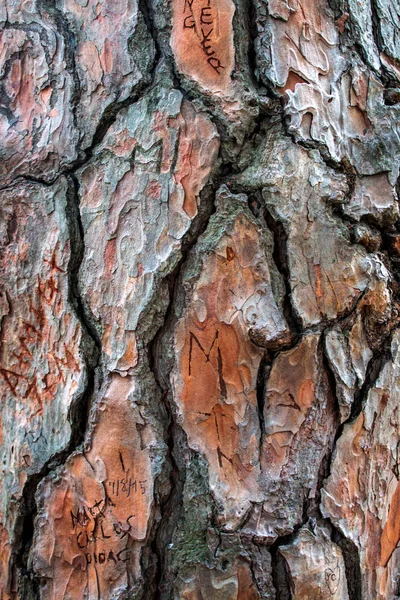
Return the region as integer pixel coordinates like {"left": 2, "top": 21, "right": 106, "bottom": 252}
{"left": 144, "top": 180, "right": 221, "bottom": 599}
{"left": 10, "top": 176, "right": 101, "bottom": 599}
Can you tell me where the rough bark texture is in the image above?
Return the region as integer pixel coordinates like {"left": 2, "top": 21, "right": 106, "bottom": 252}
{"left": 1, "top": 0, "right": 400, "bottom": 599}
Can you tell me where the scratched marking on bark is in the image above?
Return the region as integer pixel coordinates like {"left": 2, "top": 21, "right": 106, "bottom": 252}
{"left": 183, "top": 0, "right": 225, "bottom": 73}
{"left": 171, "top": 0, "right": 235, "bottom": 91}
{"left": 69, "top": 469, "right": 148, "bottom": 569}
{"left": 325, "top": 563, "right": 340, "bottom": 595}
{"left": 31, "top": 377, "right": 154, "bottom": 600}
{"left": 188, "top": 329, "right": 236, "bottom": 466}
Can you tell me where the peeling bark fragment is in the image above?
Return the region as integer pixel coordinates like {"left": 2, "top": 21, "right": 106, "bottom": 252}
{"left": 254, "top": 0, "right": 364, "bottom": 161}
{"left": 321, "top": 329, "right": 400, "bottom": 599}
{"left": 325, "top": 317, "right": 372, "bottom": 422}
{"left": 325, "top": 263, "right": 399, "bottom": 422}
{"left": 0, "top": 0, "right": 154, "bottom": 186}
{"left": 0, "top": 179, "right": 86, "bottom": 596}
{"left": 278, "top": 522, "right": 349, "bottom": 600}
{"left": 56, "top": 0, "right": 155, "bottom": 149}
{"left": 171, "top": 0, "right": 235, "bottom": 93}
{"left": 253, "top": 0, "right": 400, "bottom": 178}
{"left": 235, "top": 133, "right": 384, "bottom": 328}
{"left": 171, "top": 186, "right": 289, "bottom": 530}
{"left": 78, "top": 84, "right": 219, "bottom": 370}
{"left": 324, "top": 270, "right": 395, "bottom": 422}
{"left": 0, "top": 3, "right": 78, "bottom": 184}
{"left": 31, "top": 374, "right": 154, "bottom": 600}
{"left": 342, "top": 173, "right": 399, "bottom": 226}
{"left": 169, "top": 0, "right": 260, "bottom": 158}
{"left": 374, "top": 0, "right": 400, "bottom": 63}
{"left": 257, "top": 335, "right": 337, "bottom": 539}
{"left": 345, "top": 0, "right": 381, "bottom": 71}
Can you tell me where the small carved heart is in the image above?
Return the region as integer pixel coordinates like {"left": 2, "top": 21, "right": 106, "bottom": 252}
{"left": 325, "top": 563, "right": 340, "bottom": 595}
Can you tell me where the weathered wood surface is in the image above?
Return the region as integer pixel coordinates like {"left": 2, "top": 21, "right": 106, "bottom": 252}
{"left": 1, "top": 0, "right": 400, "bottom": 598}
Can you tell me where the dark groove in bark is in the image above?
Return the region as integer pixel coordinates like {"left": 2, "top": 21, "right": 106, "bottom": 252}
{"left": 262, "top": 204, "right": 303, "bottom": 338}
{"left": 246, "top": 190, "right": 303, "bottom": 348}
{"left": 0, "top": 174, "right": 57, "bottom": 191}
{"left": 341, "top": 324, "right": 393, "bottom": 418}
{"left": 144, "top": 264, "right": 186, "bottom": 600}
{"left": 65, "top": 66, "right": 158, "bottom": 178}
{"left": 11, "top": 176, "right": 101, "bottom": 599}
{"left": 66, "top": 175, "right": 103, "bottom": 351}
{"left": 331, "top": 526, "right": 363, "bottom": 600}
{"left": 370, "top": 0, "right": 400, "bottom": 92}
{"left": 270, "top": 548, "right": 293, "bottom": 600}
{"left": 144, "top": 181, "right": 220, "bottom": 599}
{"left": 267, "top": 497, "right": 310, "bottom": 599}
{"left": 308, "top": 342, "right": 342, "bottom": 508}
{"left": 139, "top": 0, "right": 162, "bottom": 66}
{"left": 370, "top": 0, "right": 384, "bottom": 57}
{"left": 243, "top": 0, "right": 261, "bottom": 90}
{"left": 349, "top": 344, "right": 389, "bottom": 422}
{"left": 256, "top": 353, "right": 267, "bottom": 447}
{"left": 242, "top": 0, "right": 278, "bottom": 99}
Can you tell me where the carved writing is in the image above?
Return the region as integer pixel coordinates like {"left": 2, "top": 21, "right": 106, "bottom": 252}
{"left": 325, "top": 563, "right": 340, "bottom": 595}
{"left": 0, "top": 246, "right": 81, "bottom": 414}
{"left": 183, "top": 0, "right": 225, "bottom": 73}
{"left": 107, "top": 475, "right": 147, "bottom": 498}
{"left": 68, "top": 465, "right": 149, "bottom": 570}
{"left": 72, "top": 505, "right": 135, "bottom": 548}
{"left": 187, "top": 329, "right": 239, "bottom": 468}
{"left": 171, "top": 0, "right": 235, "bottom": 91}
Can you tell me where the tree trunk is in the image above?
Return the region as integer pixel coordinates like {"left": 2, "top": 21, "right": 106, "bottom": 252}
{"left": 1, "top": 0, "right": 400, "bottom": 598}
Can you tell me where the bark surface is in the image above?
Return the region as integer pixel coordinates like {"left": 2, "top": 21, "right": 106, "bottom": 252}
{"left": 1, "top": 0, "right": 400, "bottom": 598}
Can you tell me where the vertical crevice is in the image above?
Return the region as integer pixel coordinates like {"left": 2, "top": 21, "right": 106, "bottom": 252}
{"left": 64, "top": 172, "right": 102, "bottom": 448}
{"left": 10, "top": 175, "right": 101, "bottom": 599}
{"left": 262, "top": 204, "right": 302, "bottom": 338}
{"left": 256, "top": 353, "right": 268, "bottom": 454}
{"left": 246, "top": 191, "right": 301, "bottom": 343}
{"left": 349, "top": 347, "right": 388, "bottom": 422}
{"left": 143, "top": 182, "right": 219, "bottom": 599}
{"left": 65, "top": 174, "right": 102, "bottom": 353}
{"left": 144, "top": 265, "right": 185, "bottom": 600}
{"left": 246, "top": 0, "right": 261, "bottom": 87}
{"left": 331, "top": 526, "right": 362, "bottom": 600}
{"left": 270, "top": 547, "right": 293, "bottom": 600}
{"left": 138, "top": 0, "right": 161, "bottom": 65}
{"left": 370, "top": 0, "right": 384, "bottom": 57}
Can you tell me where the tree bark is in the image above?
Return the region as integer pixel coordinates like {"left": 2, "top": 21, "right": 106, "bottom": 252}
{"left": 1, "top": 0, "right": 400, "bottom": 598}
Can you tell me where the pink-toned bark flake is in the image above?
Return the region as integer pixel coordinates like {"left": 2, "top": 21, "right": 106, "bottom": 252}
{"left": 146, "top": 180, "right": 162, "bottom": 199}
{"left": 0, "top": 178, "right": 86, "bottom": 598}
{"left": 32, "top": 375, "right": 153, "bottom": 600}
{"left": 171, "top": 0, "right": 235, "bottom": 93}
{"left": 262, "top": 335, "right": 320, "bottom": 476}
